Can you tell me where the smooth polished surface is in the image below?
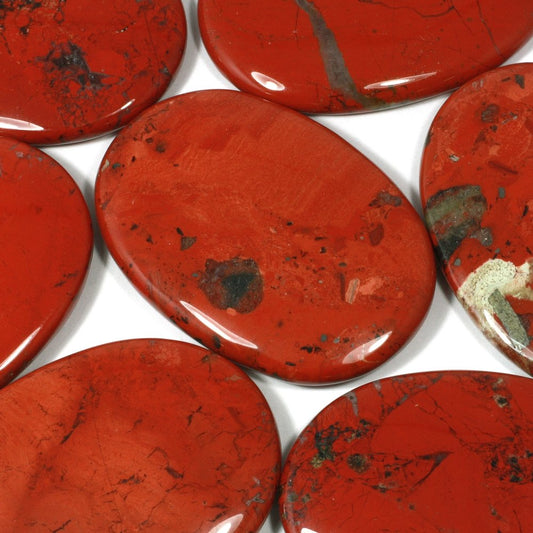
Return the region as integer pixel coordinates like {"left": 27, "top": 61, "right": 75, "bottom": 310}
{"left": 280, "top": 371, "right": 533, "bottom": 532}
{"left": 198, "top": 0, "right": 533, "bottom": 114}
{"left": 95, "top": 89, "right": 435, "bottom": 384}
{"left": 0, "top": 0, "right": 186, "bottom": 144}
{"left": 421, "top": 63, "right": 533, "bottom": 376}
{"left": 0, "top": 137, "right": 92, "bottom": 387}
{"left": 0, "top": 339, "right": 281, "bottom": 531}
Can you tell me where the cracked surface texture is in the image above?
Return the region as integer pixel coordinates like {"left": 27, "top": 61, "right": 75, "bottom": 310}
{"left": 280, "top": 371, "right": 533, "bottom": 532}
{"left": 199, "top": 0, "right": 532, "bottom": 113}
{"left": 0, "top": 0, "right": 186, "bottom": 144}
{"left": 0, "top": 339, "right": 281, "bottom": 532}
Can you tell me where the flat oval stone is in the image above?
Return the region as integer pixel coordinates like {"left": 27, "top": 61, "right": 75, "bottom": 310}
{"left": 420, "top": 63, "right": 533, "bottom": 375}
{"left": 0, "top": 137, "right": 92, "bottom": 387}
{"left": 0, "top": 0, "right": 186, "bottom": 144}
{"left": 198, "top": 0, "right": 533, "bottom": 114}
{"left": 95, "top": 89, "right": 435, "bottom": 383}
{"left": 0, "top": 338, "right": 281, "bottom": 531}
{"left": 280, "top": 371, "right": 533, "bottom": 532}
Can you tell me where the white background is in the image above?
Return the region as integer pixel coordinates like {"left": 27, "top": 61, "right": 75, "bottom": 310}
{"left": 18, "top": 2, "right": 532, "bottom": 532}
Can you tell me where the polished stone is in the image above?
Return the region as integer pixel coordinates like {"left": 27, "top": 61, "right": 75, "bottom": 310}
{"left": 0, "top": 0, "right": 186, "bottom": 144}
{"left": 198, "top": 0, "right": 532, "bottom": 114}
{"left": 0, "top": 339, "right": 281, "bottom": 531}
{"left": 0, "top": 137, "right": 92, "bottom": 387}
{"left": 280, "top": 371, "right": 533, "bottom": 532}
{"left": 421, "top": 63, "right": 533, "bottom": 375}
{"left": 95, "top": 89, "right": 435, "bottom": 383}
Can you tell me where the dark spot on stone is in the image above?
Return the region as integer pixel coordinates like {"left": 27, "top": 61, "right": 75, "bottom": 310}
{"left": 20, "top": 25, "right": 29, "bottom": 35}
{"left": 285, "top": 361, "right": 296, "bottom": 366}
{"left": 286, "top": 221, "right": 293, "bottom": 226}
{"left": 180, "top": 236, "right": 196, "bottom": 251}
{"left": 199, "top": 257, "right": 263, "bottom": 314}
{"left": 369, "top": 190, "right": 402, "bottom": 208}
{"left": 300, "top": 345, "right": 322, "bottom": 353}
{"left": 494, "top": 395, "right": 509, "bottom": 408}
{"left": 320, "top": 246, "right": 327, "bottom": 253}
{"left": 165, "top": 466, "right": 183, "bottom": 479}
{"left": 131, "top": 156, "right": 136, "bottom": 163}
{"left": 146, "top": 235, "right": 153, "bottom": 244}
{"left": 314, "top": 425, "right": 342, "bottom": 463}
{"left": 41, "top": 41, "right": 106, "bottom": 91}
{"left": 145, "top": 137, "right": 154, "bottom": 144}
{"left": 118, "top": 474, "right": 143, "bottom": 485}
{"left": 130, "top": 223, "right": 139, "bottom": 230}
{"left": 514, "top": 74, "right": 525, "bottom": 89}
{"left": 112, "top": 162, "right": 122, "bottom": 169}
{"left": 347, "top": 454, "right": 369, "bottom": 473}
{"left": 353, "top": 419, "right": 372, "bottom": 439}
{"left": 213, "top": 335, "right": 221, "bottom": 350}
{"left": 368, "top": 223, "right": 384, "bottom": 246}
{"left": 481, "top": 103, "right": 500, "bottom": 123}
{"left": 155, "top": 141, "right": 167, "bottom": 153}
{"left": 474, "top": 130, "right": 487, "bottom": 144}
{"left": 523, "top": 204, "right": 529, "bottom": 217}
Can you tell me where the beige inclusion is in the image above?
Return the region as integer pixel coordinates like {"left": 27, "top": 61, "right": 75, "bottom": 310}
{"left": 457, "top": 258, "right": 533, "bottom": 351}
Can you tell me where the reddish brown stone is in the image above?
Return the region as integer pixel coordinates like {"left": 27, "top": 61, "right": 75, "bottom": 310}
{"left": 0, "top": 137, "right": 92, "bottom": 387}
{"left": 421, "top": 63, "right": 533, "bottom": 375}
{"left": 280, "top": 371, "right": 533, "bottom": 532}
{"left": 198, "top": 0, "right": 532, "bottom": 114}
{"left": 0, "top": 339, "right": 281, "bottom": 531}
{"left": 0, "top": 0, "right": 186, "bottom": 144}
{"left": 95, "top": 89, "right": 435, "bottom": 384}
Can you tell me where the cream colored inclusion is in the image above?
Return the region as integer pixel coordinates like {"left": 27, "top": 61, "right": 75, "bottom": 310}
{"left": 457, "top": 258, "right": 533, "bottom": 351}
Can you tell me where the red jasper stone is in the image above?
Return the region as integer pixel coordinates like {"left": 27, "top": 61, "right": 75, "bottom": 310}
{"left": 0, "top": 137, "right": 92, "bottom": 387}
{"left": 198, "top": 0, "right": 533, "bottom": 114}
{"left": 280, "top": 371, "right": 533, "bottom": 532}
{"left": 95, "top": 89, "right": 435, "bottom": 384}
{"left": 0, "top": 339, "right": 281, "bottom": 531}
{"left": 420, "top": 63, "right": 533, "bottom": 375}
{"left": 0, "top": 0, "right": 186, "bottom": 144}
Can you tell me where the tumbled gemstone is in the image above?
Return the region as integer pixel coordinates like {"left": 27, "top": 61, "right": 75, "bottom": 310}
{"left": 0, "top": 137, "right": 92, "bottom": 387}
{"left": 0, "top": 339, "right": 281, "bottom": 531}
{"left": 0, "top": 0, "right": 186, "bottom": 144}
{"left": 420, "top": 63, "right": 533, "bottom": 375}
{"left": 280, "top": 371, "right": 533, "bottom": 532}
{"left": 198, "top": 0, "right": 533, "bottom": 114}
{"left": 96, "top": 89, "right": 435, "bottom": 383}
